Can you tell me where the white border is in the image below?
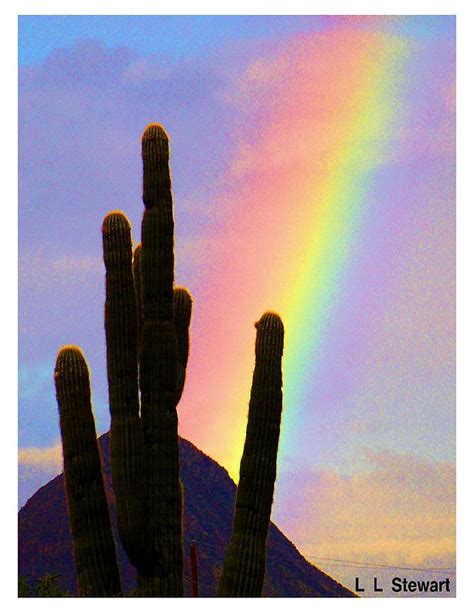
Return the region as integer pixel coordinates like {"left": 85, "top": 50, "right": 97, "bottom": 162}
{"left": 10, "top": 1, "right": 465, "bottom": 16}
{"left": 5, "top": 2, "right": 471, "bottom": 611}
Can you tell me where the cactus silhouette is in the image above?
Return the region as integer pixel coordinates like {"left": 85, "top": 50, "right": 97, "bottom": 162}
{"left": 137, "top": 125, "right": 183, "bottom": 596}
{"left": 102, "top": 211, "right": 159, "bottom": 585}
{"left": 217, "top": 312, "right": 284, "bottom": 596}
{"left": 54, "top": 347, "right": 122, "bottom": 596}
{"left": 54, "top": 123, "right": 284, "bottom": 597}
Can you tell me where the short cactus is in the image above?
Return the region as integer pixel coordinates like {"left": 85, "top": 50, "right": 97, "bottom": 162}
{"left": 54, "top": 346, "right": 121, "bottom": 597}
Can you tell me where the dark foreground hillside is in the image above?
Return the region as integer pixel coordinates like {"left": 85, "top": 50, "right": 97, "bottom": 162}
{"left": 19, "top": 433, "right": 354, "bottom": 597}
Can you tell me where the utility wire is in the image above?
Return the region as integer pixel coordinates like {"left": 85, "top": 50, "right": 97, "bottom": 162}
{"left": 187, "top": 537, "right": 456, "bottom": 575}
{"left": 301, "top": 556, "right": 456, "bottom": 575}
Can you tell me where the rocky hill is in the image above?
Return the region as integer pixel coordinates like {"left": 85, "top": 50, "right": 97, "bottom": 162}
{"left": 19, "top": 433, "right": 354, "bottom": 597}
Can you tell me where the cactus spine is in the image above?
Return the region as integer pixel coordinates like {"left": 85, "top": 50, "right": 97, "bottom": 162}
{"left": 54, "top": 347, "right": 122, "bottom": 597}
{"left": 217, "top": 312, "right": 284, "bottom": 597}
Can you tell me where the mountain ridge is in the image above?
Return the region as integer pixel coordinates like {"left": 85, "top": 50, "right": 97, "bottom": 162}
{"left": 19, "top": 432, "right": 355, "bottom": 597}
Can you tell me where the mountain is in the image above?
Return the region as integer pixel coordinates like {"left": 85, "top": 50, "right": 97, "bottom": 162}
{"left": 18, "top": 433, "right": 354, "bottom": 597}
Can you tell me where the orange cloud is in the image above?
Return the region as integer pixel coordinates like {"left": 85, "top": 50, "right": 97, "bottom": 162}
{"left": 18, "top": 442, "right": 62, "bottom": 474}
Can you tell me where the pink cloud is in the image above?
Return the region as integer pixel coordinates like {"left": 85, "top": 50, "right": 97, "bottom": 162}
{"left": 275, "top": 449, "right": 455, "bottom": 570}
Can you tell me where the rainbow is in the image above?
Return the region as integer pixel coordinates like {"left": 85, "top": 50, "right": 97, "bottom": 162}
{"left": 179, "top": 29, "right": 411, "bottom": 479}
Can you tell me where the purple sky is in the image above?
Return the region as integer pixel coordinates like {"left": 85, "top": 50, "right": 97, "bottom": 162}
{"left": 18, "top": 15, "right": 455, "bottom": 593}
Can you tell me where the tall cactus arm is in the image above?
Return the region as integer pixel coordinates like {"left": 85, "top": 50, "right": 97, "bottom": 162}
{"left": 54, "top": 346, "right": 122, "bottom": 597}
{"left": 141, "top": 124, "right": 174, "bottom": 322}
{"left": 139, "top": 124, "right": 183, "bottom": 595}
{"left": 102, "top": 212, "right": 157, "bottom": 577}
{"left": 217, "top": 312, "right": 284, "bottom": 597}
{"left": 173, "top": 287, "right": 192, "bottom": 403}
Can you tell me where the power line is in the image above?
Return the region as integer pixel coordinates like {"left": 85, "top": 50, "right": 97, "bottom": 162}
{"left": 304, "top": 556, "right": 456, "bottom": 575}
{"left": 187, "top": 537, "right": 456, "bottom": 575}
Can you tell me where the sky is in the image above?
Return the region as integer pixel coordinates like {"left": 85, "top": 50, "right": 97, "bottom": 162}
{"left": 18, "top": 15, "right": 455, "bottom": 595}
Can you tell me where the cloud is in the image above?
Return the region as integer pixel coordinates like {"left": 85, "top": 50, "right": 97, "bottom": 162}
{"left": 19, "top": 37, "right": 233, "bottom": 254}
{"left": 19, "top": 249, "right": 104, "bottom": 356}
{"left": 18, "top": 443, "right": 63, "bottom": 508}
{"left": 275, "top": 449, "right": 455, "bottom": 569}
{"left": 20, "top": 250, "right": 102, "bottom": 291}
{"left": 18, "top": 442, "right": 62, "bottom": 472}
{"left": 217, "top": 30, "right": 454, "bottom": 181}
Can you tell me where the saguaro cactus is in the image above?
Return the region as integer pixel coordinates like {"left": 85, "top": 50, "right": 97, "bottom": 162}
{"left": 54, "top": 123, "right": 285, "bottom": 598}
{"left": 217, "top": 312, "right": 285, "bottom": 597}
{"left": 137, "top": 125, "right": 183, "bottom": 596}
{"left": 54, "top": 346, "right": 122, "bottom": 597}
{"left": 102, "top": 212, "right": 158, "bottom": 580}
